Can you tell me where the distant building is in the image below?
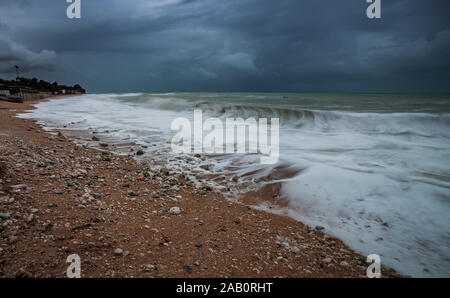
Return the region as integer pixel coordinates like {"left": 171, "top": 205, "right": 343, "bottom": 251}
{"left": 8, "top": 86, "right": 23, "bottom": 99}
{"left": 0, "top": 84, "right": 10, "bottom": 96}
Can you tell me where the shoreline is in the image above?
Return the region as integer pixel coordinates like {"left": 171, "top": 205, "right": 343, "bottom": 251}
{"left": 0, "top": 95, "right": 402, "bottom": 278}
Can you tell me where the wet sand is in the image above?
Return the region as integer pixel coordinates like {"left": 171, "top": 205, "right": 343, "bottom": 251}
{"left": 0, "top": 96, "right": 402, "bottom": 278}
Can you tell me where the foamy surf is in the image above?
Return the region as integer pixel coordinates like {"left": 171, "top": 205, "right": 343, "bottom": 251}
{"left": 18, "top": 92, "right": 450, "bottom": 277}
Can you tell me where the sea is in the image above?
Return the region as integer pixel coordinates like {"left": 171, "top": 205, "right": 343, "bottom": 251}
{"left": 18, "top": 92, "right": 450, "bottom": 277}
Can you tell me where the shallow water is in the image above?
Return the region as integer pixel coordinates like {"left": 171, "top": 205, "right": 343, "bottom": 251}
{"left": 19, "top": 92, "right": 450, "bottom": 277}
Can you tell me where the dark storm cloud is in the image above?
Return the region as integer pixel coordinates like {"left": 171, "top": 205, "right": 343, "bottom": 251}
{"left": 0, "top": 0, "right": 449, "bottom": 92}
{"left": 0, "top": 35, "right": 57, "bottom": 73}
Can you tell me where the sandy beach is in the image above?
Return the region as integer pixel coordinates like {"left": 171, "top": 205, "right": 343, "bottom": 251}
{"left": 0, "top": 96, "right": 402, "bottom": 278}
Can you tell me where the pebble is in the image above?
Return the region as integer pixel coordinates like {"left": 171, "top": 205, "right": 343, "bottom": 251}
{"left": 128, "top": 191, "right": 138, "bottom": 197}
{"left": 0, "top": 213, "right": 11, "bottom": 220}
{"left": 340, "top": 261, "right": 349, "bottom": 267}
{"left": 322, "top": 258, "right": 332, "bottom": 264}
{"left": 114, "top": 248, "right": 124, "bottom": 255}
{"left": 169, "top": 207, "right": 181, "bottom": 215}
{"left": 9, "top": 235, "right": 19, "bottom": 244}
{"left": 160, "top": 168, "right": 170, "bottom": 176}
{"left": 200, "top": 165, "right": 210, "bottom": 171}
{"left": 10, "top": 184, "right": 28, "bottom": 190}
{"left": 26, "top": 214, "right": 34, "bottom": 223}
{"left": 143, "top": 264, "right": 155, "bottom": 272}
{"left": 183, "top": 265, "right": 193, "bottom": 274}
{"left": 10, "top": 184, "right": 29, "bottom": 193}
{"left": 290, "top": 246, "right": 300, "bottom": 254}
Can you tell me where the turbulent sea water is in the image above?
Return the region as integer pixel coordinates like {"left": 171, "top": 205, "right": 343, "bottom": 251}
{"left": 19, "top": 92, "right": 450, "bottom": 277}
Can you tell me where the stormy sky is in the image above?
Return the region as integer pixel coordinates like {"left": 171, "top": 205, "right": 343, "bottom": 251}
{"left": 0, "top": 0, "right": 449, "bottom": 93}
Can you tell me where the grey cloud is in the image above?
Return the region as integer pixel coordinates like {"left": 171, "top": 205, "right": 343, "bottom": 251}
{"left": 220, "top": 53, "right": 259, "bottom": 74}
{"left": 0, "top": 0, "right": 449, "bottom": 92}
{"left": 0, "top": 34, "right": 57, "bottom": 74}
